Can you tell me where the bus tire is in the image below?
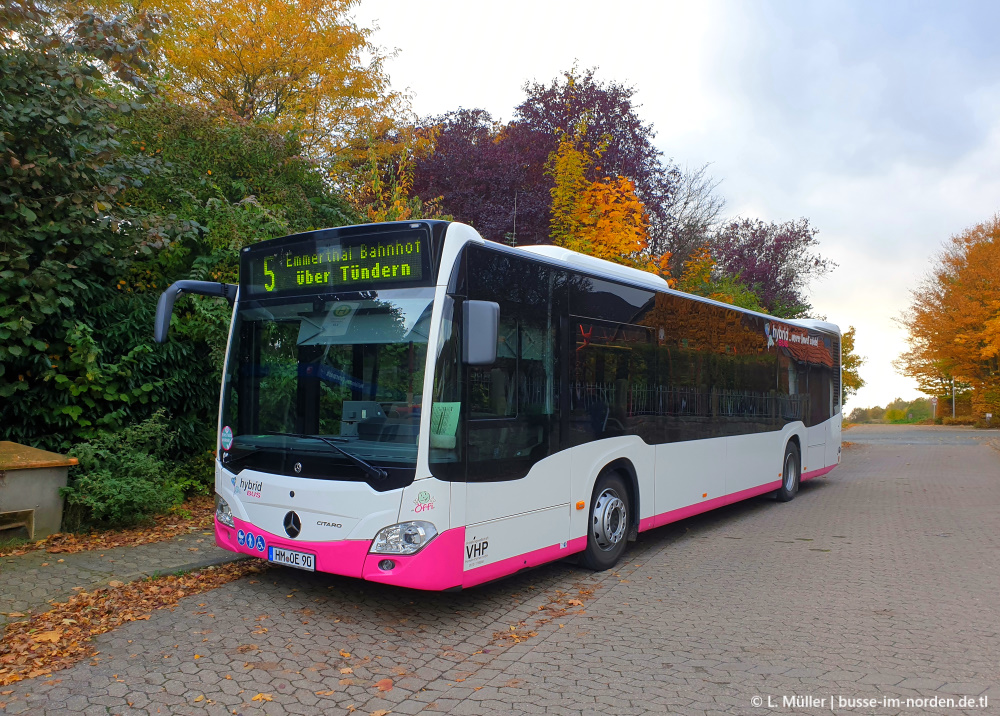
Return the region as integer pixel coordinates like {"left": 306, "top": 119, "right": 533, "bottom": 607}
{"left": 776, "top": 442, "right": 801, "bottom": 502}
{"left": 581, "top": 471, "right": 631, "bottom": 571}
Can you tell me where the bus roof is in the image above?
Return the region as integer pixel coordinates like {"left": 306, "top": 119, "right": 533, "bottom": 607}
{"left": 505, "top": 242, "right": 840, "bottom": 338}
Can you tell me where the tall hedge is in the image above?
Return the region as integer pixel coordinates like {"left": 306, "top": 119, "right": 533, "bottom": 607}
{"left": 0, "top": 6, "right": 358, "bottom": 455}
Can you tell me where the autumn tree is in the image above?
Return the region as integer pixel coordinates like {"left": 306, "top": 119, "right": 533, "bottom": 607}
{"left": 896, "top": 216, "right": 1000, "bottom": 417}
{"left": 413, "top": 67, "right": 683, "bottom": 252}
{"left": 513, "top": 66, "right": 678, "bottom": 249}
{"left": 340, "top": 122, "right": 448, "bottom": 223}
{"left": 674, "top": 246, "right": 764, "bottom": 312}
{"left": 711, "top": 217, "right": 835, "bottom": 317}
{"left": 841, "top": 326, "right": 865, "bottom": 403}
{"left": 94, "top": 0, "right": 401, "bottom": 156}
{"left": 545, "top": 123, "right": 652, "bottom": 268}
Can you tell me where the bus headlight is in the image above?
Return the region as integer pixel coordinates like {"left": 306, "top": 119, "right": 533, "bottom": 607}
{"left": 371, "top": 521, "right": 438, "bottom": 555}
{"left": 215, "top": 494, "right": 235, "bottom": 528}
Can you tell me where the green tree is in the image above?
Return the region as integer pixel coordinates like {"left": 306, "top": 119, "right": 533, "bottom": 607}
{"left": 0, "top": 3, "right": 205, "bottom": 448}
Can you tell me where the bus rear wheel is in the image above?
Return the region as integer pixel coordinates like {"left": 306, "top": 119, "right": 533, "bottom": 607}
{"left": 581, "top": 471, "right": 631, "bottom": 571}
{"left": 776, "top": 442, "right": 800, "bottom": 502}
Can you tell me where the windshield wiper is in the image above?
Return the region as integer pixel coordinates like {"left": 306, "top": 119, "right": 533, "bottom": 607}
{"left": 265, "top": 432, "right": 387, "bottom": 481}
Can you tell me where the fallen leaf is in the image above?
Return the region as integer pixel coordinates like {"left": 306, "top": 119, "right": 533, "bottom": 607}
{"left": 567, "top": 599, "right": 583, "bottom": 606}
{"left": 339, "top": 678, "right": 353, "bottom": 686}
{"left": 108, "top": 581, "right": 123, "bottom": 588}
{"left": 339, "top": 667, "right": 352, "bottom": 674}
{"left": 194, "top": 695, "right": 204, "bottom": 702}
{"left": 375, "top": 678, "right": 393, "bottom": 692}
{"left": 315, "top": 690, "right": 336, "bottom": 696}
{"left": 32, "top": 630, "right": 62, "bottom": 644}
{"left": 339, "top": 649, "right": 351, "bottom": 658}
{"left": 251, "top": 693, "right": 273, "bottom": 702}
{"left": 370, "top": 711, "right": 390, "bottom": 716}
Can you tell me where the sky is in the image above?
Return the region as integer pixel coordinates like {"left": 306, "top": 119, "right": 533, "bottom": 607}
{"left": 353, "top": 0, "right": 1000, "bottom": 414}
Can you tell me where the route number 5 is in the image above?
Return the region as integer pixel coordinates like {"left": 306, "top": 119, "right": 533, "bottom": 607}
{"left": 264, "top": 258, "right": 275, "bottom": 292}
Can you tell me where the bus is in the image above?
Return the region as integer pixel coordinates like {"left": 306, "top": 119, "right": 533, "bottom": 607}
{"left": 154, "top": 220, "right": 842, "bottom": 590}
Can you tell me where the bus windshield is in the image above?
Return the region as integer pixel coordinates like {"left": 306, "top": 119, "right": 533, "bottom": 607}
{"left": 220, "top": 287, "right": 433, "bottom": 481}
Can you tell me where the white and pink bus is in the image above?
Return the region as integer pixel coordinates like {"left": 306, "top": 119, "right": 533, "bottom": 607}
{"left": 155, "top": 220, "right": 842, "bottom": 590}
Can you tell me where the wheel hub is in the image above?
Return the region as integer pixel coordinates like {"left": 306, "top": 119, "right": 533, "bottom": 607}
{"left": 785, "top": 453, "right": 798, "bottom": 491}
{"left": 592, "top": 488, "right": 627, "bottom": 551}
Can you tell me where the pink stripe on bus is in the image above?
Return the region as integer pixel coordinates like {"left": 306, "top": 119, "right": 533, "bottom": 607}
{"left": 361, "top": 527, "right": 466, "bottom": 591}
{"left": 645, "top": 479, "right": 784, "bottom": 531}
{"left": 801, "top": 464, "right": 836, "bottom": 482}
{"left": 462, "top": 536, "right": 588, "bottom": 589}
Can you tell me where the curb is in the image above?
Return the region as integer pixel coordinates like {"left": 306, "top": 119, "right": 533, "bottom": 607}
{"left": 140, "top": 552, "right": 249, "bottom": 579}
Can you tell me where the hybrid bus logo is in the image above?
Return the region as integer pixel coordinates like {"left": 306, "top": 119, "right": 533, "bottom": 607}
{"left": 764, "top": 322, "right": 790, "bottom": 348}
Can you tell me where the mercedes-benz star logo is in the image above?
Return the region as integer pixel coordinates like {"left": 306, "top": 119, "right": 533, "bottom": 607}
{"left": 294, "top": 462, "right": 302, "bottom": 473}
{"left": 283, "top": 511, "right": 302, "bottom": 538}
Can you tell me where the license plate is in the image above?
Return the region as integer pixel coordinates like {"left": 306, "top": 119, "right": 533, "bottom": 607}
{"left": 267, "top": 546, "right": 315, "bottom": 571}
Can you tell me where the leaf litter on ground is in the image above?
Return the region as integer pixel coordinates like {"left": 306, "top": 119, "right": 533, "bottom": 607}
{"left": 0, "top": 560, "right": 265, "bottom": 686}
{"left": 0, "top": 495, "right": 214, "bottom": 558}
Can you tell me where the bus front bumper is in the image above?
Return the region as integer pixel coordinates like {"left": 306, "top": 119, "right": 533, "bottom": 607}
{"left": 215, "top": 516, "right": 465, "bottom": 591}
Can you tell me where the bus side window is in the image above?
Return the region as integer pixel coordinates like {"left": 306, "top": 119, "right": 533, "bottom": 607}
{"left": 463, "top": 249, "right": 563, "bottom": 482}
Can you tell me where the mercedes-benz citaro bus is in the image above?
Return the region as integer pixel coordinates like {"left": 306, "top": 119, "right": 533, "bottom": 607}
{"left": 154, "top": 220, "right": 842, "bottom": 590}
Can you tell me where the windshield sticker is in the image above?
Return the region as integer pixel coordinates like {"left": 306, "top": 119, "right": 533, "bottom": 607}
{"left": 430, "top": 402, "right": 460, "bottom": 449}
{"left": 297, "top": 302, "right": 359, "bottom": 343}
{"left": 221, "top": 426, "right": 234, "bottom": 450}
{"left": 413, "top": 491, "right": 436, "bottom": 513}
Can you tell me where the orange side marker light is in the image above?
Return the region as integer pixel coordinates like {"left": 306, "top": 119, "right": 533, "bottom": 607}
{"left": 576, "top": 501, "right": 585, "bottom": 510}
{"left": 702, "top": 493, "right": 708, "bottom": 498}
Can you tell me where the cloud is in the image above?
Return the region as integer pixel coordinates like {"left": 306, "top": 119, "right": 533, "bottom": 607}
{"left": 356, "top": 0, "right": 1000, "bottom": 409}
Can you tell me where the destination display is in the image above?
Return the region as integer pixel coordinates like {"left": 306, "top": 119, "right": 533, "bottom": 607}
{"left": 243, "top": 228, "right": 429, "bottom": 296}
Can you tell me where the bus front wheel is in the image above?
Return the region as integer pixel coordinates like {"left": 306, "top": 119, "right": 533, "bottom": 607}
{"left": 581, "top": 471, "right": 631, "bottom": 571}
{"left": 776, "top": 442, "right": 801, "bottom": 502}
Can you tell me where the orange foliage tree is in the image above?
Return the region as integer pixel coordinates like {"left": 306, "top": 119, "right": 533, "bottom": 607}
{"left": 341, "top": 123, "right": 449, "bottom": 223}
{"left": 545, "top": 123, "right": 661, "bottom": 272}
{"left": 674, "top": 245, "right": 766, "bottom": 312}
{"left": 896, "top": 215, "right": 1000, "bottom": 417}
{"left": 96, "top": 0, "right": 402, "bottom": 156}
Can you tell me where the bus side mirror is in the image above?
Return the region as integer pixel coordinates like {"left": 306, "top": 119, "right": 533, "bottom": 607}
{"left": 154, "top": 280, "right": 237, "bottom": 343}
{"left": 462, "top": 300, "right": 499, "bottom": 365}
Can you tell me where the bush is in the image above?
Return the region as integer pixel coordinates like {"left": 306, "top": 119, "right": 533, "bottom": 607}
{"left": 169, "top": 449, "right": 216, "bottom": 497}
{"left": 62, "top": 412, "right": 183, "bottom": 529}
{"left": 941, "top": 416, "right": 977, "bottom": 426}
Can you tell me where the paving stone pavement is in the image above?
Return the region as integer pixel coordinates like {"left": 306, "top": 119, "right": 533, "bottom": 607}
{"left": 0, "top": 530, "right": 242, "bottom": 630}
{"left": 2, "top": 425, "right": 999, "bottom": 715}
